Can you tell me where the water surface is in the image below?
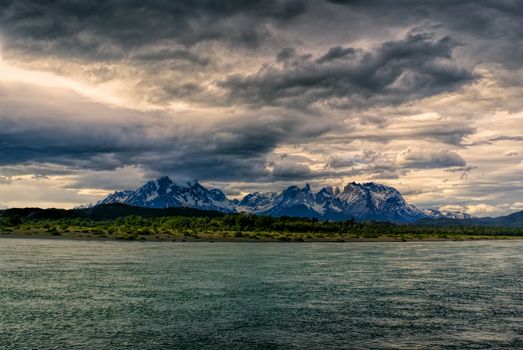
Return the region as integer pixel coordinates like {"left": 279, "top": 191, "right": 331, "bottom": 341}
{"left": 1, "top": 239, "right": 522, "bottom": 349}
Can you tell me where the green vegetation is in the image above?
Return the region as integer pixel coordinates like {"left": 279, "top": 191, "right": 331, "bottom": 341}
{"left": 1, "top": 207, "right": 522, "bottom": 241}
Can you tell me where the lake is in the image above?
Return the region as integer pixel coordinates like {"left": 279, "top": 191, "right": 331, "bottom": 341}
{"left": 1, "top": 239, "right": 522, "bottom": 349}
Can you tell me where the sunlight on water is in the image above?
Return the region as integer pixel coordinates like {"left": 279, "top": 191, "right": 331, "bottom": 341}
{"left": 1, "top": 239, "right": 522, "bottom": 349}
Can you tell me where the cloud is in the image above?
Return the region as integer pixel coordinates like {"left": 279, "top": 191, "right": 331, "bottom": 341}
{"left": 327, "top": 156, "right": 354, "bottom": 169}
{"left": 271, "top": 161, "right": 312, "bottom": 179}
{"left": 510, "top": 202, "right": 523, "bottom": 211}
{"left": 220, "top": 31, "right": 473, "bottom": 110}
{"left": 0, "top": 81, "right": 322, "bottom": 183}
{"left": 438, "top": 204, "right": 469, "bottom": 213}
{"left": 0, "top": 176, "right": 11, "bottom": 184}
{"left": 445, "top": 165, "right": 477, "bottom": 179}
{"left": 0, "top": 0, "right": 311, "bottom": 107}
{"left": 315, "top": 46, "right": 356, "bottom": 64}
{"left": 0, "top": 176, "right": 99, "bottom": 208}
{"left": 397, "top": 148, "right": 466, "bottom": 169}
{"left": 0, "top": 0, "right": 522, "bottom": 213}
{"left": 0, "top": 0, "right": 308, "bottom": 56}
{"left": 130, "top": 48, "right": 211, "bottom": 66}
{"left": 326, "top": 1, "right": 523, "bottom": 68}
{"left": 466, "top": 203, "right": 506, "bottom": 217}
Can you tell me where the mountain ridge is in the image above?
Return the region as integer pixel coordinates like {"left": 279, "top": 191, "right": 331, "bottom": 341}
{"left": 92, "top": 176, "right": 472, "bottom": 223}
{"left": 2, "top": 203, "right": 522, "bottom": 228}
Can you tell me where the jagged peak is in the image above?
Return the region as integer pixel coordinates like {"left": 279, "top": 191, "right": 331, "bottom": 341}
{"left": 208, "top": 188, "right": 227, "bottom": 201}
{"left": 155, "top": 175, "right": 172, "bottom": 182}
{"left": 319, "top": 186, "right": 334, "bottom": 195}
{"left": 208, "top": 188, "right": 224, "bottom": 193}
{"left": 243, "top": 191, "right": 277, "bottom": 198}
{"left": 146, "top": 176, "right": 172, "bottom": 188}
{"left": 187, "top": 179, "right": 206, "bottom": 190}
{"left": 282, "top": 183, "right": 313, "bottom": 195}
{"left": 343, "top": 181, "right": 396, "bottom": 193}
{"left": 342, "top": 182, "right": 360, "bottom": 193}
{"left": 151, "top": 176, "right": 197, "bottom": 189}
{"left": 95, "top": 176, "right": 235, "bottom": 212}
{"left": 93, "top": 177, "right": 456, "bottom": 223}
{"left": 283, "top": 185, "right": 300, "bottom": 192}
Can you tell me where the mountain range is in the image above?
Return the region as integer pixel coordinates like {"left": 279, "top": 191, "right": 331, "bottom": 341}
{"left": 93, "top": 176, "right": 471, "bottom": 223}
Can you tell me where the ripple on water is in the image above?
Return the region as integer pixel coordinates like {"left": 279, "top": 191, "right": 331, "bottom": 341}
{"left": 0, "top": 239, "right": 522, "bottom": 349}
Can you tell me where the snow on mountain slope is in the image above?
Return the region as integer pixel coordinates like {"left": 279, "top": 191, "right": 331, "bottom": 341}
{"left": 96, "top": 176, "right": 236, "bottom": 212}
{"left": 237, "top": 182, "right": 427, "bottom": 223}
{"left": 421, "top": 208, "right": 473, "bottom": 220}
{"left": 331, "top": 182, "right": 423, "bottom": 222}
{"left": 95, "top": 177, "right": 470, "bottom": 223}
{"left": 236, "top": 192, "right": 278, "bottom": 213}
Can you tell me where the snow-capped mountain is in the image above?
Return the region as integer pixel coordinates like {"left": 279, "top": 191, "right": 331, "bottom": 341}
{"left": 236, "top": 191, "right": 278, "bottom": 213}
{"left": 237, "top": 182, "right": 428, "bottom": 223}
{"left": 96, "top": 176, "right": 236, "bottom": 213}
{"left": 421, "top": 208, "right": 473, "bottom": 220}
{"left": 238, "top": 184, "right": 329, "bottom": 219}
{"left": 339, "top": 182, "right": 427, "bottom": 222}
{"left": 95, "top": 176, "right": 469, "bottom": 223}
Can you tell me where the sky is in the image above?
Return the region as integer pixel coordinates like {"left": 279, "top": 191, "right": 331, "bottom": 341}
{"left": 0, "top": 0, "right": 522, "bottom": 216}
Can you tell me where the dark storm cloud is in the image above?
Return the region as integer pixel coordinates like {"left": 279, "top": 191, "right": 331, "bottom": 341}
{"left": 319, "top": 121, "right": 475, "bottom": 147}
{"left": 130, "top": 49, "right": 210, "bottom": 66}
{"left": 220, "top": 31, "right": 474, "bottom": 109}
{"left": 397, "top": 148, "right": 466, "bottom": 169}
{"left": 0, "top": 0, "right": 310, "bottom": 106}
{"left": 408, "top": 124, "right": 475, "bottom": 146}
{"left": 2, "top": 0, "right": 523, "bottom": 206}
{"left": 0, "top": 80, "right": 398, "bottom": 185}
{"left": 0, "top": 120, "right": 278, "bottom": 182}
{"left": 0, "top": 113, "right": 283, "bottom": 181}
{"left": 3, "top": 0, "right": 522, "bottom": 69}
{"left": 146, "top": 121, "right": 289, "bottom": 181}
{"left": 445, "top": 165, "right": 477, "bottom": 180}
{"left": 327, "top": 156, "right": 354, "bottom": 169}
{"left": 0, "top": 0, "right": 308, "bottom": 59}
{"left": 0, "top": 116, "right": 148, "bottom": 171}
{"left": 271, "top": 162, "right": 312, "bottom": 180}
{"left": 3, "top": 0, "right": 522, "bottom": 74}
{"left": 0, "top": 82, "right": 310, "bottom": 182}
{"left": 326, "top": 0, "right": 523, "bottom": 69}
{"left": 315, "top": 46, "right": 356, "bottom": 64}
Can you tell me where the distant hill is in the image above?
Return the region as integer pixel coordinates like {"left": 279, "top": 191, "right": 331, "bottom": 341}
{"left": 415, "top": 210, "right": 523, "bottom": 227}
{"left": 0, "top": 203, "right": 225, "bottom": 222}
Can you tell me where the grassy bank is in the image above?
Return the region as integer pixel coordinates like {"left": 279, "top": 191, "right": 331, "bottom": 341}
{"left": 2, "top": 205, "right": 523, "bottom": 242}
{"left": 1, "top": 214, "right": 522, "bottom": 242}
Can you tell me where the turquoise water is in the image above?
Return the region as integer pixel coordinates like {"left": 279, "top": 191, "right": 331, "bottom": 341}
{"left": 0, "top": 239, "right": 522, "bottom": 349}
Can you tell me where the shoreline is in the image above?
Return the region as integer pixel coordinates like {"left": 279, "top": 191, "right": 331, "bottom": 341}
{"left": 2, "top": 233, "right": 522, "bottom": 243}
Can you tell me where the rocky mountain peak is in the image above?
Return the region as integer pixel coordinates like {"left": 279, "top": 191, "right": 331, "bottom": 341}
{"left": 95, "top": 177, "right": 470, "bottom": 223}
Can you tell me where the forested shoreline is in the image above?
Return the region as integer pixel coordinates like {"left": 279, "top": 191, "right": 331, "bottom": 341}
{"left": 1, "top": 205, "right": 522, "bottom": 241}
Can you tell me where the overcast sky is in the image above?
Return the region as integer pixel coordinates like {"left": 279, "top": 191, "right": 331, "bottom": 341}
{"left": 1, "top": 0, "right": 522, "bottom": 215}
